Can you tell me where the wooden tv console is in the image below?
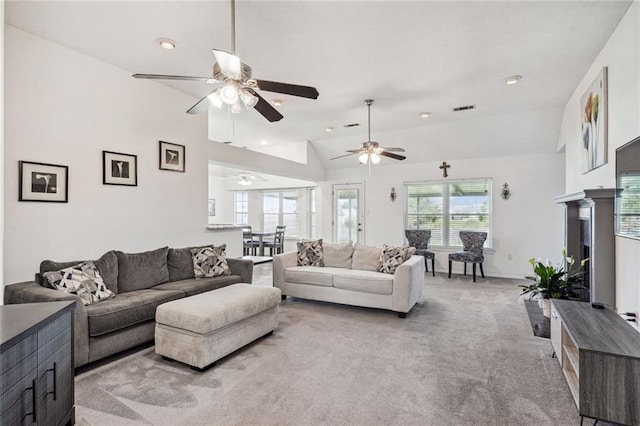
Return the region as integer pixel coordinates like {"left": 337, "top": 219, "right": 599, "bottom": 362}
{"left": 550, "top": 299, "right": 640, "bottom": 425}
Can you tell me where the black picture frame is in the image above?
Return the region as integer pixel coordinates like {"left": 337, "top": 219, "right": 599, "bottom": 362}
{"left": 19, "top": 160, "right": 69, "bottom": 203}
{"left": 102, "top": 151, "right": 138, "bottom": 186}
{"left": 159, "top": 140, "right": 185, "bottom": 172}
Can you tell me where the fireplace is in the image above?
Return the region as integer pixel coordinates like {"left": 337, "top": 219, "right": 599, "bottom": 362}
{"left": 554, "top": 189, "right": 615, "bottom": 307}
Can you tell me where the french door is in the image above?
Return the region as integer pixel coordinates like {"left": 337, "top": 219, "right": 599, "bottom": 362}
{"left": 333, "top": 183, "right": 364, "bottom": 244}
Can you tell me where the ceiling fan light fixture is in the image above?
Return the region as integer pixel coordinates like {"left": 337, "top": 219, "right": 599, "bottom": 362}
{"left": 358, "top": 153, "right": 369, "bottom": 164}
{"left": 230, "top": 100, "right": 244, "bottom": 114}
{"left": 220, "top": 82, "right": 240, "bottom": 105}
{"left": 420, "top": 112, "right": 431, "bottom": 118}
{"left": 238, "top": 177, "right": 252, "bottom": 186}
{"left": 370, "top": 153, "right": 381, "bottom": 164}
{"left": 240, "top": 90, "right": 258, "bottom": 108}
{"left": 272, "top": 99, "right": 283, "bottom": 106}
{"left": 207, "top": 90, "right": 224, "bottom": 109}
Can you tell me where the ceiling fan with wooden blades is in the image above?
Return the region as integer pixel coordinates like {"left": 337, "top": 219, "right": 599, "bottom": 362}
{"left": 132, "top": 0, "right": 319, "bottom": 122}
{"left": 330, "top": 99, "right": 406, "bottom": 164}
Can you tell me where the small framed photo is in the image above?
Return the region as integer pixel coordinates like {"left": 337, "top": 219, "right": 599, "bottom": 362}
{"left": 159, "top": 141, "right": 185, "bottom": 172}
{"left": 208, "top": 198, "right": 216, "bottom": 217}
{"left": 19, "top": 161, "right": 69, "bottom": 203}
{"left": 103, "top": 151, "right": 138, "bottom": 186}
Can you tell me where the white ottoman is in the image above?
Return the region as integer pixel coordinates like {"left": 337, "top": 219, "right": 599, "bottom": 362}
{"left": 155, "top": 283, "right": 281, "bottom": 371}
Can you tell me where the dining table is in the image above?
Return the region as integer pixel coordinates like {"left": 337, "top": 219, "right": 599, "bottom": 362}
{"left": 251, "top": 231, "right": 275, "bottom": 256}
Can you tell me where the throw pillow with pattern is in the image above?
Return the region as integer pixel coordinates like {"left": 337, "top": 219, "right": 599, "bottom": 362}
{"left": 43, "top": 261, "right": 115, "bottom": 306}
{"left": 378, "top": 244, "right": 412, "bottom": 274}
{"left": 297, "top": 239, "right": 324, "bottom": 266}
{"left": 191, "top": 246, "right": 230, "bottom": 278}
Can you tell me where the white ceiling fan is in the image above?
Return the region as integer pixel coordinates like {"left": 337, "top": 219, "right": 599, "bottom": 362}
{"left": 219, "top": 171, "right": 266, "bottom": 186}
{"left": 330, "top": 99, "right": 406, "bottom": 165}
{"left": 132, "top": 0, "right": 319, "bottom": 122}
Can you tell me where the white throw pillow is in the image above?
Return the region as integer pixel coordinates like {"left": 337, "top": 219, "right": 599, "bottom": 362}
{"left": 323, "top": 241, "right": 354, "bottom": 268}
{"left": 351, "top": 243, "right": 382, "bottom": 272}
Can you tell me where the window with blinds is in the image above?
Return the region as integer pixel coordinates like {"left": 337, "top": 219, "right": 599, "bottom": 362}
{"left": 234, "top": 191, "right": 249, "bottom": 224}
{"left": 406, "top": 179, "right": 492, "bottom": 247}
{"left": 617, "top": 173, "right": 640, "bottom": 237}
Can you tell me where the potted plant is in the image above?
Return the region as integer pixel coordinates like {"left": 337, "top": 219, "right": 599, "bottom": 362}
{"left": 520, "top": 248, "right": 588, "bottom": 318}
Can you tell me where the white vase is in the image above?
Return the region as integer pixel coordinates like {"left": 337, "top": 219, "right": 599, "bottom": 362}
{"left": 541, "top": 299, "right": 551, "bottom": 318}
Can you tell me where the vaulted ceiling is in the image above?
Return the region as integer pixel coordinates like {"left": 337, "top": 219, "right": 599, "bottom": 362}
{"left": 6, "top": 1, "right": 631, "bottom": 172}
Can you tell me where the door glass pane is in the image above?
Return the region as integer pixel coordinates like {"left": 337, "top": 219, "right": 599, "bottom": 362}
{"left": 336, "top": 189, "right": 358, "bottom": 243}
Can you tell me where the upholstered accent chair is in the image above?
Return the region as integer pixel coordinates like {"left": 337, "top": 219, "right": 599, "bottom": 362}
{"left": 263, "top": 225, "right": 286, "bottom": 256}
{"left": 242, "top": 226, "right": 259, "bottom": 256}
{"left": 405, "top": 230, "right": 436, "bottom": 276}
{"left": 448, "top": 231, "right": 487, "bottom": 282}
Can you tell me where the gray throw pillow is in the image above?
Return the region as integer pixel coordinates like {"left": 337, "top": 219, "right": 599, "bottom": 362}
{"left": 43, "top": 261, "right": 115, "bottom": 306}
{"left": 297, "top": 239, "right": 324, "bottom": 266}
{"left": 116, "top": 247, "right": 170, "bottom": 293}
{"left": 191, "top": 246, "right": 230, "bottom": 278}
{"left": 40, "top": 250, "right": 119, "bottom": 294}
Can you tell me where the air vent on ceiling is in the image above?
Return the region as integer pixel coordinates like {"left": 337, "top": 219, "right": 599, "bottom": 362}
{"left": 222, "top": 141, "right": 232, "bottom": 144}
{"left": 343, "top": 123, "right": 360, "bottom": 128}
{"left": 453, "top": 105, "right": 476, "bottom": 112}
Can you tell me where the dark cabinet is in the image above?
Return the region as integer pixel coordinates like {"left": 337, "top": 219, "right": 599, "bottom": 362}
{"left": 1, "top": 301, "right": 75, "bottom": 425}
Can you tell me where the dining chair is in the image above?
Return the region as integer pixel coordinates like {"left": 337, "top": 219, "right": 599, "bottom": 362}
{"left": 242, "top": 225, "right": 259, "bottom": 256}
{"left": 448, "top": 231, "right": 487, "bottom": 282}
{"left": 405, "top": 230, "right": 436, "bottom": 276}
{"left": 263, "top": 225, "right": 286, "bottom": 256}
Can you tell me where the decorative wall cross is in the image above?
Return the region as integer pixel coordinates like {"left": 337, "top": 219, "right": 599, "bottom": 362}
{"left": 439, "top": 161, "right": 451, "bottom": 178}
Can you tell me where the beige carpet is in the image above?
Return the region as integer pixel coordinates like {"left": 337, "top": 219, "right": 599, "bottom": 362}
{"left": 75, "top": 273, "right": 581, "bottom": 425}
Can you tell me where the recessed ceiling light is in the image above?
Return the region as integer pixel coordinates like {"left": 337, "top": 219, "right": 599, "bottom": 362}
{"left": 272, "top": 99, "right": 283, "bottom": 106}
{"left": 420, "top": 112, "right": 431, "bottom": 118}
{"left": 503, "top": 75, "right": 522, "bottom": 85}
{"left": 326, "top": 127, "right": 334, "bottom": 132}
{"left": 260, "top": 140, "right": 269, "bottom": 145}
{"left": 156, "top": 38, "right": 176, "bottom": 50}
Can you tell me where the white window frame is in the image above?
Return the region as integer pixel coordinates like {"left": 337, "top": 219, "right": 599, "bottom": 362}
{"left": 234, "top": 191, "right": 249, "bottom": 225}
{"left": 262, "top": 190, "right": 299, "bottom": 238}
{"left": 405, "top": 178, "right": 492, "bottom": 248}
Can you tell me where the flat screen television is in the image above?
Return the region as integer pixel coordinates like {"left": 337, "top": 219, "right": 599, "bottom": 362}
{"left": 615, "top": 136, "right": 640, "bottom": 239}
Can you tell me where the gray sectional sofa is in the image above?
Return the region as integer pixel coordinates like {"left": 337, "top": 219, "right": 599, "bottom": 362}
{"left": 4, "top": 246, "right": 253, "bottom": 368}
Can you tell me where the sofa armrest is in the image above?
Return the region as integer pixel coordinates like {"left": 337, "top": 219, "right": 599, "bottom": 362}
{"left": 392, "top": 255, "right": 425, "bottom": 313}
{"left": 227, "top": 258, "right": 254, "bottom": 284}
{"left": 4, "top": 281, "right": 90, "bottom": 367}
{"left": 273, "top": 251, "right": 298, "bottom": 294}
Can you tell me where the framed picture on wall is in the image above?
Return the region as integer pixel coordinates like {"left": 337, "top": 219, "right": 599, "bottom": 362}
{"left": 580, "top": 67, "right": 608, "bottom": 174}
{"left": 102, "top": 151, "right": 138, "bottom": 186}
{"left": 19, "top": 160, "right": 69, "bottom": 202}
{"left": 159, "top": 140, "right": 185, "bottom": 172}
{"left": 208, "top": 198, "right": 216, "bottom": 218}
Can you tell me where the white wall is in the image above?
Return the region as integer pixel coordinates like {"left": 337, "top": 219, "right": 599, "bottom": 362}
{"left": 3, "top": 26, "right": 241, "bottom": 285}
{"left": 556, "top": 3, "right": 640, "bottom": 319}
{"left": 207, "top": 174, "right": 234, "bottom": 224}
{"left": 319, "top": 153, "right": 566, "bottom": 278}
{"left": 0, "top": 2, "right": 5, "bottom": 303}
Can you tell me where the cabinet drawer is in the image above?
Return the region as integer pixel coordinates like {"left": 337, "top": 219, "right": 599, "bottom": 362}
{"left": 550, "top": 304, "right": 562, "bottom": 366}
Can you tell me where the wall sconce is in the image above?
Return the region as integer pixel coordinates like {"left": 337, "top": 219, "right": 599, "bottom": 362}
{"left": 501, "top": 183, "right": 511, "bottom": 200}
{"left": 390, "top": 187, "right": 397, "bottom": 202}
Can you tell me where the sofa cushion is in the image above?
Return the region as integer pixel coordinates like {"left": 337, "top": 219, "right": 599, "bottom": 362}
{"left": 43, "top": 261, "right": 115, "bottom": 305}
{"left": 191, "top": 246, "right": 230, "bottom": 278}
{"left": 351, "top": 243, "right": 382, "bottom": 272}
{"left": 152, "top": 275, "right": 242, "bottom": 297}
{"left": 168, "top": 244, "right": 226, "bottom": 281}
{"left": 323, "top": 241, "right": 353, "bottom": 268}
{"left": 297, "top": 239, "right": 324, "bottom": 266}
{"left": 285, "top": 266, "right": 344, "bottom": 287}
{"left": 378, "top": 244, "right": 413, "bottom": 274}
{"left": 333, "top": 269, "right": 394, "bottom": 295}
{"left": 40, "top": 250, "right": 119, "bottom": 293}
{"left": 116, "top": 247, "right": 170, "bottom": 293}
{"left": 86, "top": 288, "right": 183, "bottom": 337}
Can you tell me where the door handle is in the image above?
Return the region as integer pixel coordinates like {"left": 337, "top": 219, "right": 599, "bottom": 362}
{"left": 46, "top": 362, "right": 57, "bottom": 400}
{"left": 25, "top": 378, "right": 37, "bottom": 422}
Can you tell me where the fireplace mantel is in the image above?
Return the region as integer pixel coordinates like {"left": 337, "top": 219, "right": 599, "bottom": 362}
{"left": 554, "top": 188, "right": 615, "bottom": 307}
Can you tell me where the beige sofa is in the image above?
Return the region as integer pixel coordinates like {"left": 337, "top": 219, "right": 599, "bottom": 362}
{"left": 273, "top": 242, "right": 425, "bottom": 317}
